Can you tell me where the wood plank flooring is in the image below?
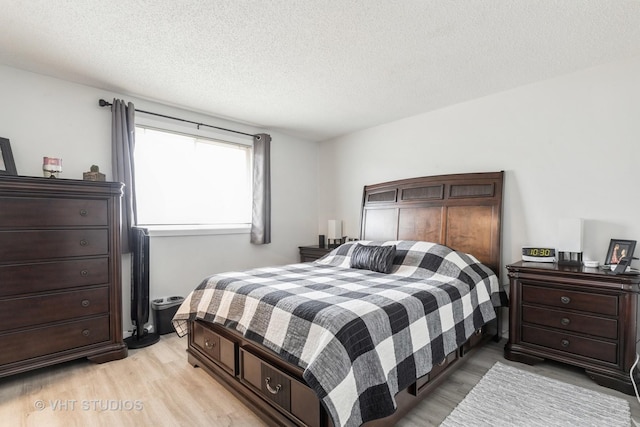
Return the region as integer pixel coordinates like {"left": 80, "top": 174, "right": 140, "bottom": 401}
{"left": 1, "top": 334, "right": 638, "bottom": 426}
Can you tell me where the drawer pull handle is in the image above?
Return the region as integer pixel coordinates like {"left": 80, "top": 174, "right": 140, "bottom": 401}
{"left": 560, "top": 296, "right": 571, "bottom": 304}
{"left": 81, "top": 299, "right": 90, "bottom": 308}
{"left": 80, "top": 270, "right": 88, "bottom": 277}
{"left": 82, "top": 329, "right": 90, "bottom": 337}
{"left": 437, "top": 358, "right": 447, "bottom": 367}
{"left": 204, "top": 339, "right": 215, "bottom": 349}
{"left": 79, "top": 209, "right": 88, "bottom": 216}
{"left": 561, "top": 339, "right": 570, "bottom": 348}
{"left": 560, "top": 317, "right": 570, "bottom": 326}
{"left": 264, "top": 377, "right": 282, "bottom": 395}
{"left": 80, "top": 239, "right": 89, "bottom": 247}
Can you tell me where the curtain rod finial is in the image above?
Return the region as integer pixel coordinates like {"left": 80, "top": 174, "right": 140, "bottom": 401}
{"left": 98, "top": 99, "right": 111, "bottom": 107}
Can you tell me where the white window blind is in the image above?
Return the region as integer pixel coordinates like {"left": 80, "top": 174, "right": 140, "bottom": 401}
{"left": 134, "top": 126, "right": 252, "bottom": 226}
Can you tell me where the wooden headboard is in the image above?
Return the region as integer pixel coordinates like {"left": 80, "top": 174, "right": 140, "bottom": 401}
{"left": 360, "top": 171, "right": 504, "bottom": 275}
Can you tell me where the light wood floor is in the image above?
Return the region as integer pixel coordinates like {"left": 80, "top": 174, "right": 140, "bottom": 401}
{"left": 1, "top": 334, "right": 639, "bottom": 426}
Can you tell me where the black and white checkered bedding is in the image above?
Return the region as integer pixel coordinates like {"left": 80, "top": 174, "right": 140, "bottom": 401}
{"left": 173, "top": 240, "right": 505, "bottom": 427}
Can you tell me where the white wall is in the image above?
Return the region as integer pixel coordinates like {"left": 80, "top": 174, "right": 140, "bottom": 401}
{"left": 5, "top": 55, "right": 640, "bottom": 335}
{"left": 0, "top": 65, "right": 320, "bottom": 334}
{"left": 318, "top": 56, "right": 640, "bottom": 282}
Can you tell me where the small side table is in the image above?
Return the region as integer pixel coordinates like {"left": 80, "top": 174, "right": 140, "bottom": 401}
{"left": 504, "top": 260, "right": 640, "bottom": 395}
{"left": 298, "top": 245, "right": 332, "bottom": 262}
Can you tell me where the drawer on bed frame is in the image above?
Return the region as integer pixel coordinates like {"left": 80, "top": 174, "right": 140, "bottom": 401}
{"left": 461, "top": 328, "right": 485, "bottom": 355}
{"left": 410, "top": 349, "right": 458, "bottom": 396}
{"left": 240, "top": 348, "right": 323, "bottom": 427}
{"left": 192, "top": 322, "right": 237, "bottom": 375}
{"left": 410, "top": 327, "right": 485, "bottom": 397}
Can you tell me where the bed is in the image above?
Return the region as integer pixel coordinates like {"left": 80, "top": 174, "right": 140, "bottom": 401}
{"left": 172, "top": 171, "right": 506, "bottom": 427}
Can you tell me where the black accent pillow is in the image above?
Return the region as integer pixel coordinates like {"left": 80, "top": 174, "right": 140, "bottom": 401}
{"left": 350, "top": 244, "right": 396, "bottom": 274}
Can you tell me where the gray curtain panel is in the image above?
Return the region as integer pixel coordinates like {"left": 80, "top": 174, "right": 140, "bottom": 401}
{"left": 111, "top": 99, "right": 137, "bottom": 253}
{"left": 250, "top": 133, "right": 271, "bottom": 244}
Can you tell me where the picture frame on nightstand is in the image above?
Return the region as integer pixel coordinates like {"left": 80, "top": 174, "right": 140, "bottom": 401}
{"left": 604, "top": 239, "right": 636, "bottom": 265}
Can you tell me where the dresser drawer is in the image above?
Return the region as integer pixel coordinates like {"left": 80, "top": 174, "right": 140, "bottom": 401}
{"left": 192, "top": 322, "right": 236, "bottom": 375}
{"left": 523, "top": 305, "right": 618, "bottom": 339}
{"left": 240, "top": 348, "right": 321, "bottom": 427}
{"left": 0, "top": 258, "right": 109, "bottom": 297}
{"left": 522, "top": 325, "right": 617, "bottom": 363}
{"left": 0, "top": 197, "right": 108, "bottom": 227}
{"left": 0, "top": 229, "right": 109, "bottom": 262}
{"left": 0, "top": 287, "right": 109, "bottom": 332}
{"left": 0, "top": 315, "right": 111, "bottom": 365}
{"left": 522, "top": 284, "right": 617, "bottom": 316}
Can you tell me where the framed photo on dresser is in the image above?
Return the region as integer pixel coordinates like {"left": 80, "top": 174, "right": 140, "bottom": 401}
{"left": 605, "top": 239, "right": 636, "bottom": 265}
{"left": 0, "top": 137, "right": 17, "bottom": 176}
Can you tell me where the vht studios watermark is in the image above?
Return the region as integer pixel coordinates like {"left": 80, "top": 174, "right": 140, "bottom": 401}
{"left": 34, "top": 399, "right": 144, "bottom": 411}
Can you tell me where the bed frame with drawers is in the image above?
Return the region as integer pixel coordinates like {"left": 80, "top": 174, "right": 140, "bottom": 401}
{"left": 187, "top": 171, "right": 504, "bottom": 426}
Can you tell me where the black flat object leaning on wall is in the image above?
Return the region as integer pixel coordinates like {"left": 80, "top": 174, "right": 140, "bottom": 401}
{"left": 124, "top": 226, "right": 159, "bottom": 348}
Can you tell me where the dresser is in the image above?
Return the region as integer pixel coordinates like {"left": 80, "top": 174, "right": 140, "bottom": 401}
{"left": 0, "top": 175, "right": 127, "bottom": 377}
{"left": 504, "top": 261, "right": 640, "bottom": 394}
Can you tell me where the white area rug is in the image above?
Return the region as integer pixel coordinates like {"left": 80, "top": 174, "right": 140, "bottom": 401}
{"left": 440, "top": 361, "right": 631, "bottom": 427}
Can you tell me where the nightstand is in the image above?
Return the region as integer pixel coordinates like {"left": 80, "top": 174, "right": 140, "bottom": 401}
{"left": 298, "top": 245, "right": 331, "bottom": 262}
{"left": 504, "top": 261, "right": 640, "bottom": 395}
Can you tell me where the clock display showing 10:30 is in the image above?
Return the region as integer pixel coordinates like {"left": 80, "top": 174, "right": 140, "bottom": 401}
{"left": 523, "top": 248, "right": 555, "bottom": 257}
{"left": 522, "top": 247, "right": 556, "bottom": 262}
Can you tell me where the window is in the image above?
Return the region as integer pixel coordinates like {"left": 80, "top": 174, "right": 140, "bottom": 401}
{"left": 134, "top": 126, "right": 252, "bottom": 227}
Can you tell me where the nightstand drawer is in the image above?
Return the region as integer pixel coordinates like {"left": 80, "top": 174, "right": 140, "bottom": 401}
{"left": 522, "top": 325, "right": 617, "bottom": 363}
{"left": 522, "top": 305, "right": 618, "bottom": 339}
{"left": 522, "top": 285, "right": 617, "bottom": 316}
{"left": 298, "top": 246, "right": 331, "bottom": 262}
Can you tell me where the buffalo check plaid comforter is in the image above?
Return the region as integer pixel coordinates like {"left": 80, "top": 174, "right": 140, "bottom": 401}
{"left": 173, "top": 240, "right": 505, "bottom": 427}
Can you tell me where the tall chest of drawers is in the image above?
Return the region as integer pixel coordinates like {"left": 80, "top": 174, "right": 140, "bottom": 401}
{"left": 504, "top": 261, "right": 640, "bottom": 394}
{"left": 0, "top": 176, "right": 127, "bottom": 377}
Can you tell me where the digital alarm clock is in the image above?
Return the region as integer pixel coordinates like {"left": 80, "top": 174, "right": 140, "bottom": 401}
{"left": 522, "top": 247, "right": 556, "bottom": 262}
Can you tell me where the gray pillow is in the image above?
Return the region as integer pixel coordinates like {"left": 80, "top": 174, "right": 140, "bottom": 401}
{"left": 350, "top": 244, "right": 396, "bottom": 274}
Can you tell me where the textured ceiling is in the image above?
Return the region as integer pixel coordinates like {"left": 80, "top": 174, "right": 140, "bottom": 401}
{"left": 1, "top": 1, "right": 640, "bottom": 141}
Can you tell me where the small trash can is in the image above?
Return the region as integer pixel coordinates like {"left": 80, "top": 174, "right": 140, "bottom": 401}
{"left": 152, "top": 296, "right": 184, "bottom": 335}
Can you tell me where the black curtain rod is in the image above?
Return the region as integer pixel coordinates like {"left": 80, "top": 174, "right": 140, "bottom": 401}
{"left": 98, "top": 99, "right": 258, "bottom": 138}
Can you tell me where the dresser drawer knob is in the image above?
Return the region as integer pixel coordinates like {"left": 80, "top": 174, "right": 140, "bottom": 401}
{"left": 204, "top": 339, "right": 215, "bottom": 349}
{"left": 79, "top": 209, "right": 88, "bottom": 217}
{"left": 81, "top": 299, "right": 90, "bottom": 308}
{"left": 560, "top": 317, "right": 570, "bottom": 326}
{"left": 561, "top": 339, "right": 570, "bottom": 347}
{"left": 264, "top": 377, "right": 282, "bottom": 395}
{"left": 80, "top": 239, "right": 89, "bottom": 247}
{"left": 560, "top": 296, "right": 571, "bottom": 304}
{"left": 80, "top": 270, "right": 88, "bottom": 277}
{"left": 82, "top": 329, "right": 90, "bottom": 337}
